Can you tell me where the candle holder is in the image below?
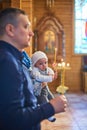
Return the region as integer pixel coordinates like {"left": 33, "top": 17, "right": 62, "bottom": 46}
{"left": 54, "top": 47, "right": 57, "bottom": 63}
{"left": 54, "top": 59, "right": 71, "bottom": 94}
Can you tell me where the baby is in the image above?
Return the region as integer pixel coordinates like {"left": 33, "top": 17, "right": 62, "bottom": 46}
{"left": 31, "top": 51, "right": 57, "bottom": 122}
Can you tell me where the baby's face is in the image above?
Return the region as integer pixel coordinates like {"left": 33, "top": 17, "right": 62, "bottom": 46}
{"left": 35, "top": 58, "right": 48, "bottom": 71}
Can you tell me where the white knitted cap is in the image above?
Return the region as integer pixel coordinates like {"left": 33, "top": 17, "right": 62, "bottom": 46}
{"left": 31, "top": 51, "right": 48, "bottom": 66}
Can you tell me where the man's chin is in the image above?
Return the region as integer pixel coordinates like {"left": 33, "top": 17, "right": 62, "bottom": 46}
{"left": 24, "top": 42, "right": 30, "bottom": 47}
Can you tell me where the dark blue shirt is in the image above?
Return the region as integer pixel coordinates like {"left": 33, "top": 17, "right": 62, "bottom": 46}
{"left": 0, "top": 41, "right": 55, "bottom": 130}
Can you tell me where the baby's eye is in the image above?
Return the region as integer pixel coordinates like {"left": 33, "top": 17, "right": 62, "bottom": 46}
{"left": 39, "top": 63, "right": 43, "bottom": 65}
{"left": 45, "top": 61, "right": 48, "bottom": 64}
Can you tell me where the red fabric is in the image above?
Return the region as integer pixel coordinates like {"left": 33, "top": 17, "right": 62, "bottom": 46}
{"left": 85, "top": 21, "right": 87, "bottom": 37}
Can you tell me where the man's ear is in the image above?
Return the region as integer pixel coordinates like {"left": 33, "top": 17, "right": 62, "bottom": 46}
{"left": 5, "top": 24, "right": 15, "bottom": 37}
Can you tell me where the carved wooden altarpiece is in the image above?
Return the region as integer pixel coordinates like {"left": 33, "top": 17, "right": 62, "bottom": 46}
{"left": 33, "top": 13, "right": 65, "bottom": 64}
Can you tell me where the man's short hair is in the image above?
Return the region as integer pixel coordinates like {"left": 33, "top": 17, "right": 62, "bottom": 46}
{"left": 0, "top": 7, "right": 26, "bottom": 35}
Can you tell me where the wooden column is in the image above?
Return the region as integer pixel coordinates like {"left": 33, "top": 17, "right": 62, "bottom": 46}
{"left": 22, "top": 0, "right": 33, "bottom": 56}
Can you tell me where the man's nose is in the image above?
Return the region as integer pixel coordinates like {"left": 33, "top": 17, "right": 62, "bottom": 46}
{"left": 29, "top": 30, "right": 34, "bottom": 36}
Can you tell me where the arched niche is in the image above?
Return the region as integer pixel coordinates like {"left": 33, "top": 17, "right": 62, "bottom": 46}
{"left": 33, "top": 14, "right": 65, "bottom": 64}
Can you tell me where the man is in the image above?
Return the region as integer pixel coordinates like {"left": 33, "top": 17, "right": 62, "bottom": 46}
{"left": 0, "top": 7, "right": 67, "bottom": 130}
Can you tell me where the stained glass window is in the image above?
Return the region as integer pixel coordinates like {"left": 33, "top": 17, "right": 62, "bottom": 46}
{"left": 74, "top": 0, "right": 87, "bottom": 54}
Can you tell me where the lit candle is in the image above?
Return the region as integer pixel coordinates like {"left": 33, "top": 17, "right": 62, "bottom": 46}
{"left": 54, "top": 48, "right": 57, "bottom": 63}
{"left": 67, "top": 63, "right": 70, "bottom": 67}
{"left": 58, "top": 63, "right": 61, "bottom": 67}
{"left": 61, "top": 58, "right": 63, "bottom": 62}
{"left": 62, "top": 62, "right": 65, "bottom": 67}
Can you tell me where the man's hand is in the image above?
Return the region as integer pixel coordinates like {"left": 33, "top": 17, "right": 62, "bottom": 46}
{"left": 49, "top": 95, "right": 67, "bottom": 113}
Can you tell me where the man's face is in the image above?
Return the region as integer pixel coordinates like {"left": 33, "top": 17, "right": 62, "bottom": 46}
{"left": 35, "top": 58, "right": 48, "bottom": 71}
{"left": 12, "top": 14, "right": 34, "bottom": 50}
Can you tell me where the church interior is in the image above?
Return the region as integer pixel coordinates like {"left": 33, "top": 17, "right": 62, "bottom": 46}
{"left": 0, "top": 0, "right": 87, "bottom": 130}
